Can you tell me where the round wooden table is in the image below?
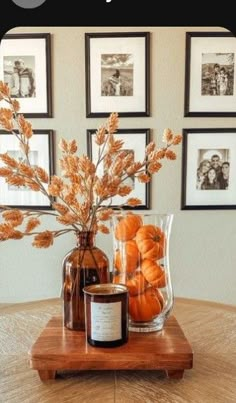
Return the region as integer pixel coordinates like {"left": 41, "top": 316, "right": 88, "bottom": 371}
{"left": 0, "top": 298, "right": 235, "bottom": 402}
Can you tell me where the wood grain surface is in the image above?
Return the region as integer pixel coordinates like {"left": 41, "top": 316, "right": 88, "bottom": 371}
{"left": 0, "top": 297, "right": 236, "bottom": 402}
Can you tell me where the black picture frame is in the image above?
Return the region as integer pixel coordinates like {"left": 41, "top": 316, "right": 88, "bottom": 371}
{"left": 0, "top": 33, "right": 52, "bottom": 118}
{"left": 85, "top": 32, "right": 150, "bottom": 118}
{"left": 184, "top": 32, "right": 236, "bottom": 117}
{"left": 181, "top": 128, "right": 236, "bottom": 210}
{"left": 0, "top": 130, "right": 54, "bottom": 209}
{"left": 87, "top": 128, "right": 151, "bottom": 209}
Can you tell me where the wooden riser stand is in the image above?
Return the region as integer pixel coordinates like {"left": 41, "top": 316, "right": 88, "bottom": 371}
{"left": 29, "top": 316, "right": 193, "bottom": 381}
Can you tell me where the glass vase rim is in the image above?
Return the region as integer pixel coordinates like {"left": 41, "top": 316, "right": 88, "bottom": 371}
{"left": 112, "top": 210, "right": 174, "bottom": 218}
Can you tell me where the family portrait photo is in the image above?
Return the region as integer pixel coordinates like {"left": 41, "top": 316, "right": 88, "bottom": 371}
{"left": 101, "top": 53, "right": 133, "bottom": 97}
{"left": 184, "top": 32, "right": 236, "bottom": 117}
{"left": 201, "top": 53, "right": 234, "bottom": 96}
{"left": 3, "top": 55, "right": 36, "bottom": 98}
{"left": 196, "top": 149, "right": 230, "bottom": 190}
{"left": 181, "top": 128, "right": 236, "bottom": 210}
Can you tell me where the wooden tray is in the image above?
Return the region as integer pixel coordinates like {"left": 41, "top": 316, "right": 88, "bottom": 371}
{"left": 29, "top": 316, "right": 193, "bottom": 381}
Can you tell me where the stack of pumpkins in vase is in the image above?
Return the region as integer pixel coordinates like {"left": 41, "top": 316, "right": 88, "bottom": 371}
{"left": 112, "top": 212, "right": 173, "bottom": 332}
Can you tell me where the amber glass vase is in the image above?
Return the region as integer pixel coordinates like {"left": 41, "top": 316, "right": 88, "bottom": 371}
{"left": 62, "top": 231, "right": 110, "bottom": 331}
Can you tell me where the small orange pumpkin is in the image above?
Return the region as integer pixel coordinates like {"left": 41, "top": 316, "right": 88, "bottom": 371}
{"left": 156, "top": 270, "right": 167, "bottom": 288}
{"left": 141, "top": 259, "right": 163, "bottom": 287}
{"left": 114, "top": 240, "right": 139, "bottom": 274}
{"left": 136, "top": 224, "right": 165, "bottom": 260}
{"left": 115, "top": 214, "right": 142, "bottom": 241}
{"left": 129, "top": 287, "right": 162, "bottom": 322}
{"left": 126, "top": 272, "right": 147, "bottom": 296}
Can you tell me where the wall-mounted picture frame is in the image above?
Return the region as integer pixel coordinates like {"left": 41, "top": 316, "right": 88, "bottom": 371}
{"left": 87, "top": 128, "right": 151, "bottom": 209}
{"left": 184, "top": 32, "right": 236, "bottom": 117}
{"left": 0, "top": 130, "right": 54, "bottom": 209}
{"left": 85, "top": 32, "right": 150, "bottom": 118}
{"left": 0, "top": 33, "right": 52, "bottom": 118}
{"left": 181, "top": 128, "right": 236, "bottom": 210}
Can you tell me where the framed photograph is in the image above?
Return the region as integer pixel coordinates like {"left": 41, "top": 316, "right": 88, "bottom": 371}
{"left": 87, "top": 128, "right": 151, "bottom": 209}
{"left": 85, "top": 32, "right": 150, "bottom": 117}
{"left": 0, "top": 33, "right": 52, "bottom": 117}
{"left": 0, "top": 130, "right": 54, "bottom": 209}
{"left": 181, "top": 128, "right": 236, "bottom": 210}
{"left": 184, "top": 32, "right": 236, "bottom": 117}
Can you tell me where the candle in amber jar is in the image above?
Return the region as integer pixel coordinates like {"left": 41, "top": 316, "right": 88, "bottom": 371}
{"left": 83, "top": 284, "right": 128, "bottom": 347}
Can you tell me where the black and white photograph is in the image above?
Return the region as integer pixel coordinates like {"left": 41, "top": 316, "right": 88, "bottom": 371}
{"left": 196, "top": 149, "right": 230, "bottom": 190}
{"left": 181, "top": 129, "right": 236, "bottom": 210}
{"left": 184, "top": 32, "right": 236, "bottom": 117}
{"left": 101, "top": 54, "right": 133, "bottom": 97}
{"left": 4, "top": 55, "right": 36, "bottom": 98}
{"left": 85, "top": 32, "right": 150, "bottom": 117}
{"left": 0, "top": 130, "right": 54, "bottom": 209}
{"left": 201, "top": 53, "right": 234, "bottom": 96}
{"left": 87, "top": 129, "right": 150, "bottom": 209}
{"left": 0, "top": 33, "right": 52, "bottom": 117}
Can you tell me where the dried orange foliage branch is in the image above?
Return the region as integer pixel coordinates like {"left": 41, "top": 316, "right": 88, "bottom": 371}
{"left": 0, "top": 81, "right": 182, "bottom": 248}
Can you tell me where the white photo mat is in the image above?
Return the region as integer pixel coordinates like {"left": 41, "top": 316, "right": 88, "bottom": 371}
{"left": 0, "top": 131, "right": 54, "bottom": 208}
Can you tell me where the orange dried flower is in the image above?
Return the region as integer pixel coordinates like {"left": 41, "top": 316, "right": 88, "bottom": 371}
{"left": 118, "top": 185, "right": 132, "bottom": 197}
{"left": 162, "top": 128, "right": 173, "bottom": 143}
{"left": 0, "top": 82, "right": 10, "bottom": 97}
{"left": 148, "top": 161, "right": 162, "bottom": 174}
{"left": 32, "top": 231, "right": 54, "bottom": 248}
{"left": 53, "top": 202, "right": 69, "bottom": 215}
{"left": 0, "top": 167, "right": 13, "bottom": 177}
{"left": 18, "top": 163, "right": 34, "bottom": 178}
{"left": 57, "top": 213, "right": 79, "bottom": 226}
{"left": 126, "top": 198, "right": 142, "bottom": 207}
{"left": 172, "top": 134, "right": 183, "bottom": 145}
{"left": 0, "top": 153, "right": 18, "bottom": 168}
{"left": 18, "top": 115, "right": 33, "bottom": 139}
{"left": 6, "top": 175, "right": 26, "bottom": 187}
{"left": 58, "top": 138, "right": 69, "bottom": 153}
{"left": 2, "top": 210, "right": 24, "bottom": 227}
{"left": 48, "top": 176, "right": 64, "bottom": 196}
{"left": 97, "top": 224, "right": 110, "bottom": 234}
{"left": 35, "top": 167, "right": 49, "bottom": 183}
{"left": 138, "top": 173, "right": 151, "bottom": 183}
{"left": 106, "top": 112, "right": 119, "bottom": 134}
{"left": 165, "top": 150, "right": 177, "bottom": 160}
{"left": 8, "top": 230, "right": 24, "bottom": 240}
{"left": 12, "top": 99, "right": 20, "bottom": 113}
{"left": 95, "top": 126, "right": 106, "bottom": 145}
{"left": 0, "top": 80, "right": 182, "bottom": 248}
{"left": 25, "top": 218, "right": 41, "bottom": 233}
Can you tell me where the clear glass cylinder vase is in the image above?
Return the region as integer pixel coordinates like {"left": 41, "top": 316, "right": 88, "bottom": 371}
{"left": 111, "top": 212, "right": 173, "bottom": 332}
{"left": 62, "top": 231, "right": 110, "bottom": 331}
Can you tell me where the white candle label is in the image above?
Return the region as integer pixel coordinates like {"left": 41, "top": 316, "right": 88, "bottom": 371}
{"left": 91, "top": 301, "right": 121, "bottom": 341}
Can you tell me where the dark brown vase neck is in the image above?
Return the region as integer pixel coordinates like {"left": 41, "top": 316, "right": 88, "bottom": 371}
{"left": 76, "top": 231, "right": 94, "bottom": 248}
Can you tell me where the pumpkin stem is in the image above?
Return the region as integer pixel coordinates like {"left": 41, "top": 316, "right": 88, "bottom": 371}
{"left": 153, "top": 235, "right": 161, "bottom": 242}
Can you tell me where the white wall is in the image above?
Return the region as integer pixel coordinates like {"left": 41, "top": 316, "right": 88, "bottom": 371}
{"left": 1, "top": 26, "right": 235, "bottom": 305}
